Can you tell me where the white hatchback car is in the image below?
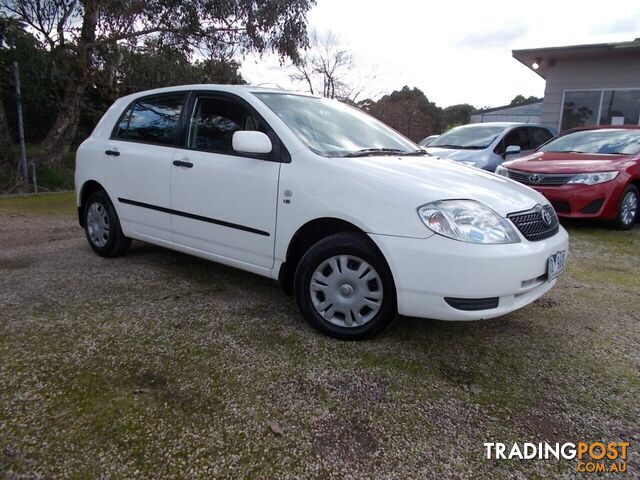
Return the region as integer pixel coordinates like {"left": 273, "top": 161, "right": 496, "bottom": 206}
{"left": 75, "top": 85, "right": 569, "bottom": 340}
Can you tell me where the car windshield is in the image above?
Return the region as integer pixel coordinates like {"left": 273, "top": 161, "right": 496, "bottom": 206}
{"left": 539, "top": 128, "right": 640, "bottom": 155}
{"left": 254, "top": 92, "right": 419, "bottom": 157}
{"left": 429, "top": 125, "right": 505, "bottom": 149}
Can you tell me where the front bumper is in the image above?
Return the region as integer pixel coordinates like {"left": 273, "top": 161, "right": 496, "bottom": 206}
{"left": 369, "top": 227, "right": 569, "bottom": 321}
{"left": 531, "top": 183, "right": 622, "bottom": 220}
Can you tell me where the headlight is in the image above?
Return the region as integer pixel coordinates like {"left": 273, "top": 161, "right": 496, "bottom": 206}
{"left": 418, "top": 200, "right": 520, "bottom": 244}
{"left": 495, "top": 165, "right": 508, "bottom": 177}
{"left": 459, "top": 160, "right": 477, "bottom": 167}
{"left": 568, "top": 171, "right": 618, "bottom": 185}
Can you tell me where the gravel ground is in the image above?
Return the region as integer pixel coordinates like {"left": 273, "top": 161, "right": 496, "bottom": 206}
{"left": 1, "top": 193, "right": 639, "bottom": 479}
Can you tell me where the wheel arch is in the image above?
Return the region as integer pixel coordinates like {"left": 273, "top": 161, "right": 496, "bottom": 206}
{"left": 77, "top": 180, "right": 107, "bottom": 227}
{"left": 278, "top": 217, "right": 396, "bottom": 295}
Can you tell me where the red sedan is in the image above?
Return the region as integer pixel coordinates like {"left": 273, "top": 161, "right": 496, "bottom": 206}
{"left": 496, "top": 126, "right": 640, "bottom": 230}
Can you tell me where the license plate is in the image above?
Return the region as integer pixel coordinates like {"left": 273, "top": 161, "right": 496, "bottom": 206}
{"left": 547, "top": 251, "right": 566, "bottom": 281}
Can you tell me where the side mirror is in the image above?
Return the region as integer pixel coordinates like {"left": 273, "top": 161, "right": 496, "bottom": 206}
{"left": 504, "top": 145, "right": 521, "bottom": 156}
{"left": 232, "top": 131, "right": 272, "bottom": 155}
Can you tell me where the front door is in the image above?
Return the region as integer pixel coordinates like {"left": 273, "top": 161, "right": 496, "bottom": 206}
{"left": 170, "top": 94, "right": 280, "bottom": 268}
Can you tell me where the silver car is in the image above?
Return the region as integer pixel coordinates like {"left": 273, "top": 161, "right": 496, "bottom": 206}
{"left": 426, "top": 122, "right": 556, "bottom": 172}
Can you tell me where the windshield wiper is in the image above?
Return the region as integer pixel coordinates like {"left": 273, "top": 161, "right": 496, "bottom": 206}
{"left": 403, "top": 149, "right": 430, "bottom": 156}
{"left": 344, "top": 148, "right": 407, "bottom": 157}
{"left": 431, "top": 144, "right": 484, "bottom": 150}
{"left": 549, "top": 150, "right": 587, "bottom": 154}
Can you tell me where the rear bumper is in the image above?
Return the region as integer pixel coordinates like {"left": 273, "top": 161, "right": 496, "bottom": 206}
{"left": 531, "top": 182, "right": 623, "bottom": 220}
{"left": 369, "top": 228, "right": 569, "bottom": 321}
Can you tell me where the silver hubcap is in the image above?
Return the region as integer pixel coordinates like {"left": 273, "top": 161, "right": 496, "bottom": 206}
{"left": 310, "top": 255, "right": 383, "bottom": 328}
{"left": 86, "top": 202, "right": 111, "bottom": 247}
{"left": 621, "top": 191, "right": 638, "bottom": 225}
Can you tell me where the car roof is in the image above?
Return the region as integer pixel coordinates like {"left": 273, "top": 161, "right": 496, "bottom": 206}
{"left": 115, "top": 84, "right": 317, "bottom": 103}
{"left": 454, "top": 122, "right": 546, "bottom": 128}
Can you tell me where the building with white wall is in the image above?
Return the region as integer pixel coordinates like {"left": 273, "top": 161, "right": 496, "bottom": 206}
{"left": 470, "top": 99, "right": 542, "bottom": 124}
{"left": 513, "top": 38, "right": 640, "bottom": 132}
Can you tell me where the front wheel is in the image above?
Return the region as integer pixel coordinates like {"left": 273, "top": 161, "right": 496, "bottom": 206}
{"left": 84, "top": 190, "right": 131, "bottom": 257}
{"left": 294, "top": 233, "right": 396, "bottom": 340}
{"left": 613, "top": 185, "right": 638, "bottom": 230}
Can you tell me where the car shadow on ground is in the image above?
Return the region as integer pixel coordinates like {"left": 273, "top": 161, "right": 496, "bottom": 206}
{"left": 121, "top": 239, "right": 540, "bottom": 347}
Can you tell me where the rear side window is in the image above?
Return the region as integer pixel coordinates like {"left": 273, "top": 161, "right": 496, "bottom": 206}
{"left": 530, "top": 127, "right": 553, "bottom": 148}
{"left": 114, "top": 95, "right": 185, "bottom": 146}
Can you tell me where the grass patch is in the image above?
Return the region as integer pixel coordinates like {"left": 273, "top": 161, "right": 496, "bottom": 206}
{"left": 0, "top": 191, "right": 75, "bottom": 217}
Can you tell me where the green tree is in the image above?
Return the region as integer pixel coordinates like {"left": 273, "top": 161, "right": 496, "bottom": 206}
{"left": 1, "top": 0, "right": 315, "bottom": 164}
{"left": 359, "top": 86, "right": 441, "bottom": 142}
{"left": 509, "top": 94, "right": 540, "bottom": 106}
{"left": 442, "top": 104, "right": 475, "bottom": 129}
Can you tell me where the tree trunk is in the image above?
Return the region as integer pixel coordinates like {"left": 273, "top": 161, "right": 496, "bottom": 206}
{"left": 40, "top": 1, "right": 99, "bottom": 164}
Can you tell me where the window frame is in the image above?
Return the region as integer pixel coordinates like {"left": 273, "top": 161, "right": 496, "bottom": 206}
{"left": 110, "top": 92, "right": 188, "bottom": 147}
{"left": 559, "top": 88, "right": 640, "bottom": 132}
{"left": 179, "top": 90, "right": 290, "bottom": 164}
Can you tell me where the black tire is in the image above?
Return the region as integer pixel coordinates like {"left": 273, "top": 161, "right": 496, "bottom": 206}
{"left": 613, "top": 184, "right": 639, "bottom": 231}
{"left": 294, "top": 232, "right": 396, "bottom": 340}
{"left": 83, "top": 190, "right": 130, "bottom": 257}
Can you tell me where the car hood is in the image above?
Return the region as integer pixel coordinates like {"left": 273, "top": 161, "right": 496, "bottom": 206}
{"left": 504, "top": 151, "right": 635, "bottom": 173}
{"left": 342, "top": 155, "right": 546, "bottom": 217}
{"left": 425, "top": 147, "right": 488, "bottom": 162}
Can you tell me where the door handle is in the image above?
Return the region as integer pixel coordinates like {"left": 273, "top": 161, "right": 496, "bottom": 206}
{"left": 105, "top": 150, "right": 120, "bottom": 156}
{"left": 173, "top": 160, "right": 193, "bottom": 168}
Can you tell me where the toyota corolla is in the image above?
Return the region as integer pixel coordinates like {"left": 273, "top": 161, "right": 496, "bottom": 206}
{"left": 75, "top": 85, "right": 569, "bottom": 339}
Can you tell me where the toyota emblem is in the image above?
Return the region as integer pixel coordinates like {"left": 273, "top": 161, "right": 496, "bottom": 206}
{"left": 528, "top": 173, "right": 542, "bottom": 184}
{"left": 541, "top": 207, "right": 553, "bottom": 226}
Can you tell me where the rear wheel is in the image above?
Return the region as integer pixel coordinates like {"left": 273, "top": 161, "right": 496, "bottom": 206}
{"left": 294, "top": 232, "right": 396, "bottom": 340}
{"left": 84, "top": 190, "right": 130, "bottom": 257}
{"left": 613, "top": 185, "right": 638, "bottom": 230}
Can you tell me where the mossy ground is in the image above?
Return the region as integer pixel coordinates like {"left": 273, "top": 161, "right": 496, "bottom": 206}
{"left": 1, "top": 193, "right": 638, "bottom": 479}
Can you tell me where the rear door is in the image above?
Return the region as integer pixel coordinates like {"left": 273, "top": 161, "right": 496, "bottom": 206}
{"left": 170, "top": 92, "right": 282, "bottom": 268}
{"left": 104, "top": 93, "right": 186, "bottom": 241}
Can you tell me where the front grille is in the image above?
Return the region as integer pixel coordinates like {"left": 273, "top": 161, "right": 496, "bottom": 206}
{"left": 508, "top": 204, "right": 559, "bottom": 241}
{"left": 505, "top": 168, "right": 574, "bottom": 186}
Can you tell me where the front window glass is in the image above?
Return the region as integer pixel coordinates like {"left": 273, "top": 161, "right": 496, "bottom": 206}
{"left": 254, "top": 93, "right": 417, "bottom": 157}
{"left": 560, "top": 91, "right": 601, "bottom": 131}
{"left": 429, "top": 125, "right": 504, "bottom": 149}
{"left": 188, "top": 97, "right": 266, "bottom": 154}
{"left": 599, "top": 90, "right": 640, "bottom": 126}
{"left": 540, "top": 128, "right": 640, "bottom": 155}
{"left": 530, "top": 127, "right": 553, "bottom": 147}
{"left": 502, "top": 128, "right": 532, "bottom": 151}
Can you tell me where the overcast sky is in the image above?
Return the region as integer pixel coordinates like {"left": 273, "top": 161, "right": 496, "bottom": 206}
{"left": 241, "top": 0, "right": 640, "bottom": 108}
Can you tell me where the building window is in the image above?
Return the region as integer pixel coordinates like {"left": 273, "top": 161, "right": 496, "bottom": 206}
{"left": 561, "top": 91, "right": 601, "bottom": 131}
{"left": 561, "top": 89, "right": 640, "bottom": 131}
{"left": 599, "top": 90, "right": 640, "bottom": 126}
